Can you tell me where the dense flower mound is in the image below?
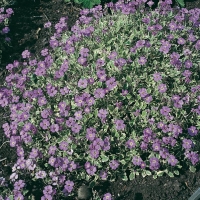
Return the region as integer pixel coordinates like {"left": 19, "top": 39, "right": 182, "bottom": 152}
{"left": 0, "top": 0, "right": 200, "bottom": 199}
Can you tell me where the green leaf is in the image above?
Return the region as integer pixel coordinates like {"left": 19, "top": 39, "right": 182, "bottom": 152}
{"left": 189, "top": 166, "right": 196, "bottom": 173}
{"left": 175, "top": 0, "right": 185, "bottom": 7}
{"left": 8, "top": 196, "right": 13, "bottom": 200}
{"left": 115, "top": 131, "right": 119, "bottom": 137}
{"left": 108, "top": 105, "right": 114, "bottom": 112}
{"left": 57, "top": 137, "right": 64, "bottom": 143}
{"left": 153, "top": 174, "right": 158, "bottom": 179}
{"left": 120, "top": 159, "right": 126, "bottom": 165}
{"left": 23, "top": 190, "right": 29, "bottom": 195}
{"left": 120, "top": 172, "right": 128, "bottom": 181}
{"left": 126, "top": 75, "right": 132, "bottom": 83}
{"left": 147, "top": 88, "right": 151, "bottom": 94}
{"left": 174, "top": 170, "right": 179, "bottom": 175}
{"left": 100, "top": 154, "right": 109, "bottom": 162}
{"left": 146, "top": 170, "right": 152, "bottom": 176}
{"left": 97, "top": 81, "right": 102, "bottom": 87}
{"left": 86, "top": 175, "right": 90, "bottom": 181}
{"left": 30, "top": 74, "right": 38, "bottom": 84}
{"left": 129, "top": 172, "right": 135, "bottom": 180}
{"left": 71, "top": 143, "right": 77, "bottom": 149}
{"left": 135, "top": 101, "right": 140, "bottom": 107}
{"left": 157, "top": 170, "right": 164, "bottom": 177}
{"left": 168, "top": 172, "right": 174, "bottom": 177}
{"left": 142, "top": 111, "right": 147, "bottom": 117}
{"left": 44, "top": 163, "right": 48, "bottom": 168}
{"left": 141, "top": 171, "right": 147, "bottom": 178}
{"left": 74, "top": 0, "right": 83, "bottom": 4}
{"left": 126, "top": 94, "right": 132, "bottom": 99}
{"left": 89, "top": 180, "right": 96, "bottom": 188}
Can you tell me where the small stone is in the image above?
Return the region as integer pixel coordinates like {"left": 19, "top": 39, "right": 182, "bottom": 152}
{"left": 78, "top": 185, "right": 92, "bottom": 200}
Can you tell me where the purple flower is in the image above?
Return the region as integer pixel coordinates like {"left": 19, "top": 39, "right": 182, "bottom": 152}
{"left": 80, "top": 47, "right": 89, "bottom": 57}
{"left": 6, "top": 8, "right": 14, "bottom": 15}
{"left": 74, "top": 96, "right": 85, "bottom": 107}
{"left": 22, "top": 50, "right": 31, "bottom": 59}
{"left": 14, "top": 193, "right": 24, "bottom": 200}
{"left": 138, "top": 88, "right": 148, "bottom": 98}
{"left": 84, "top": 161, "right": 91, "bottom": 170}
{"left": 74, "top": 110, "right": 83, "bottom": 121}
{"left": 136, "top": 39, "right": 146, "bottom": 48}
{"left": 158, "top": 83, "right": 167, "bottom": 93}
{"left": 43, "top": 185, "right": 53, "bottom": 196}
{"left": 108, "top": 51, "right": 117, "bottom": 60}
{"left": 86, "top": 127, "right": 96, "bottom": 141}
{"left": 14, "top": 180, "right": 25, "bottom": 190}
{"left": 195, "top": 40, "right": 200, "bottom": 51}
{"left": 49, "top": 39, "right": 58, "bottom": 48}
{"left": 140, "top": 141, "right": 148, "bottom": 151}
{"left": 109, "top": 160, "right": 119, "bottom": 170}
{"left": 132, "top": 156, "right": 143, "bottom": 166}
{"left": 41, "top": 48, "right": 49, "bottom": 57}
{"left": 78, "top": 79, "right": 88, "bottom": 88}
{"left": 138, "top": 56, "right": 147, "bottom": 65}
{"left": 177, "top": 37, "right": 186, "bottom": 45}
{"left": 153, "top": 72, "right": 162, "bottom": 82}
{"left": 94, "top": 88, "right": 106, "bottom": 99}
{"left": 143, "top": 94, "right": 153, "bottom": 104}
{"left": 103, "top": 193, "right": 113, "bottom": 200}
{"left": 48, "top": 146, "right": 57, "bottom": 155}
{"left": 40, "top": 119, "right": 50, "bottom": 130}
{"left": 59, "top": 141, "right": 68, "bottom": 151}
{"left": 149, "top": 157, "right": 160, "bottom": 171}
{"left": 167, "top": 155, "right": 178, "bottom": 166}
{"left": 114, "top": 119, "right": 125, "bottom": 131}
{"left": 48, "top": 156, "right": 56, "bottom": 167}
{"left": 188, "top": 126, "right": 198, "bottom": 136}
{"left": 67, "top": 161, "right": 77, "bottom": 172}
{"left": 29, "top": 148, "right": 40, "bottom": 159}
{"left": 106, "top": 77, "right": 117, "bottom": 90}
{"left": 99, "top": 170, "right": 108, "bottom": 180}
{"left": 152, "top": 142, "right": 161, "bottom": 152}
{"left": 125, "top": 139, "right": 136, "bottom": 149}
{"left": 2, "top": 27, "right": 10, "bottom": 34}
{"left": 10, "top": 172, "right": 18, "bottom": 181}
{"left": 71, "top": 123, "right": 82, "bottom": 134}
{"left": 35, "top": 171, "right": 47, "bottom": 179}
{"left": 90, "top": 149, "right": 100, "bottom": 159}
{"left": 84, "top": 107, "right": 91, "bottom": 113}
{"left": 44, "top": 22, "right": 51, "bottom": 28}
{"left": 86, "top": 165, "right": 97, "bottom": 175}
{"left": 66, "top": 117, "right": 76, "bottom": 128}
{"left": 147, "top": 0, "right": 154, "bottom": 6}
{"left": 160, "top": 106, "right": 171, "bottom": 116}
{"left": 64, "top": 180, "right": 74, "bottom": 193}
{"left": 182, "top": 139, "right": 194, "bottom": 150}
{"left": 77, "top": 56, "right": 87, "bottom": 66}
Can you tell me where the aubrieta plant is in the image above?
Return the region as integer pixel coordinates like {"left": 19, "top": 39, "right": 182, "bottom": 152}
{"left": 0, "top": 0, "right": 200, "bottom": 199}
{"left": 0, "top": 7, "right": 14, "bottom": 64}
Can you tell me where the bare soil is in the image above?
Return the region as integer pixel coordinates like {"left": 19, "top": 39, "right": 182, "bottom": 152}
{"left": 0, "top": 0, "right": 200, "bottom": 199}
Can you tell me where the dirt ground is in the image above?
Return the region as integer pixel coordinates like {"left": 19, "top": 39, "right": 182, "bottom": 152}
{"left": 0, "top": 0, "right": 200, "bottom": 199}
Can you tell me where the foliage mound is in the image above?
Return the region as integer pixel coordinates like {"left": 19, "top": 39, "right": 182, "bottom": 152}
{"left": 0, "top": 0, "right": 200, "bottom": 199}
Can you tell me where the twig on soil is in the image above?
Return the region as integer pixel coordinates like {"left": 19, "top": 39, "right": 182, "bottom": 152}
{"left": 185, "top": 181, "right": 193, "bottom": 192}
{"left": 0, "top": 141, "right": 9, "bottom": 150}
{"left": 0, "top": 157, "right": 6, "bottom": 162}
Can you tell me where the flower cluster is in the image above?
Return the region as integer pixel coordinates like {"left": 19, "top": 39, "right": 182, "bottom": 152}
{"left": 0, "top": 0, "right": 200, "bottom": 199}
{"left": 0, "top": 7, "right": 14, "bottom": 64}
